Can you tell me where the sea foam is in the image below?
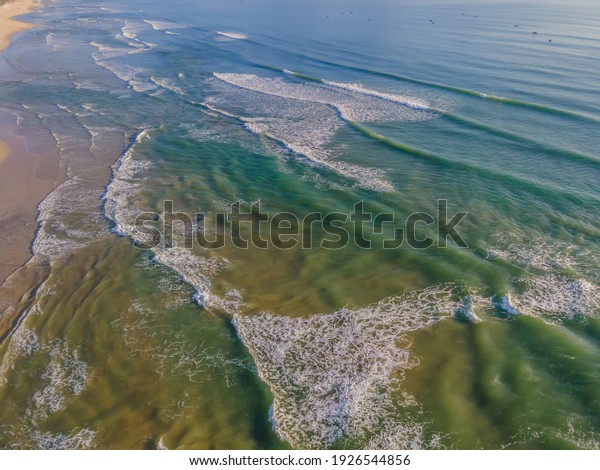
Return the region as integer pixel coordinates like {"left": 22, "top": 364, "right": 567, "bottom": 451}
{"left": 233, "top": 285, "right": 459, "bottom": 449}
{"left": 144, "top": 20, "right": 188, "bottom": 31}
{"left": 209, "top": 72, "right": 437, "bottom": 191}
{"left": 216, "top": 31, "right": 248, "bottom": 40}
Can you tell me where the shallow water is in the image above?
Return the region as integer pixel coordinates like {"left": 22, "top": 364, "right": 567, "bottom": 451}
{"left": 0, "top": 0, "right": 599, "bottom": 449}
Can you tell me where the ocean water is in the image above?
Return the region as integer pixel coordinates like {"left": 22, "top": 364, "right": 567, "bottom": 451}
{"left": 1, "top": 0, "right": 600, "bottom": 449}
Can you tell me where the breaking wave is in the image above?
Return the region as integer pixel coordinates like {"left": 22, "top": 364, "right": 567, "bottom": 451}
{"left": 216, "top": 31, "right": 248, "bottom": 40}
{"left": 208, "top": 72, "right": 438, "bottom": 191}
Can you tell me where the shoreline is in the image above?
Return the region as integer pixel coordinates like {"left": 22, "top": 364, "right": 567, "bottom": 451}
{"left": 0, "top": 0, "right": 60, "bottom": 340}
{"left": 0, "top": 0, "right": 55, "bottom": 290}
{"left": 0, "top": 0, "right": 40, "bottom": 232}
{"left": 0, "top": 115, "right": 61, "bottom": 286}
{"left": 0, "top": 0, "right": 38, "bottom": 53}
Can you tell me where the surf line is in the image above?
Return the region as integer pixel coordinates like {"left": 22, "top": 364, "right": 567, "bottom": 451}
{"left": 207, "top": 72, "right": 599, "bottom": 206}
{"left": 264, "top": 65, "right": 600, "bottom": 167}
{"left": 259, "top": 63, "right": 600, "bottom": 125}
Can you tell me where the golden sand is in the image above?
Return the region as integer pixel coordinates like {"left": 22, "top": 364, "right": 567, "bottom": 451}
{"left": 0, "top": 0, "right": 38, "bottom": 53}
{"left": 0, "top": 139, "right": 9, "bottom": 164}
{"left": 0, "top": 0, "right": 39, "bottom": 172}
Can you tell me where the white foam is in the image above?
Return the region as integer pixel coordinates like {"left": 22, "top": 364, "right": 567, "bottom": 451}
{"left": 121, "top": 20, "right": 143, "bottom": 40}
{"left": 513, "top": 275, "right": 600, "bottom": 319}
{"left": 103, "top": 62, "right": 154, "bottom": 92}
{"left": 203, "top": 99, "right": 393, "bottom": 192}
{"left": 157, "top": 437, "right": 168, "bottom": 450}
{"left": 32, "top": 172, "right": 113, "bottom": 260}
{"left": 561, "top": 418, "right": 600, "bottom": 449}
{"left": 492, "top": 294, "right": 521, "bottom": 316}
{"left": 323, "top": 80, "right": 431, "bottom": 111}
{"left": 45, "top": 31, "right": 84, "bottom": 52}
{"left": 216, "top": 31, "right": 248, "bottom": 40}
{"left": 90, "top": 41, "right": 130, "bottom": 60}
{"left": 213, "top": 72, "right": 433, "bottom": 122}
{"left": 112, "top": 300, "right": 253, "bottom": 386}
{"left": 29, "top": 341, "right": 88, "bottom": 421}
{"left": 33, "top": 179, "right": 92, "bottom": 258}
{"left": 103, "top": 129, "right": 153, "bottom": 237}
{"left": 82, "top": 103, "right": 106, "bottom": 115}
{"left": 85, "top": 125, "right": 122, "bottom": 154}
{"left": 144, "top": 19, "right": 188, "bottom": 31}
{"left": 10, "top": 328, "right": 39, "bottom": 357}
{"left": 150, "top": 76, "right": 184, "bottom": 95}
{"left": 73, "top": 79, "right": 107, "bottom": 92}
{"left": 118, "top": 21, "right": 156, "bottom": 52}
{"left": 32, "top": 428, "right": 96, "bottom": 450}
{"left": 234, "top": 285, "right": 459, "bottom": 448}
{"left": 152, "top": 247, "right": 229, "bottom": 309}
{"left": 89, "top": 42, "right": 157, "bottom": 93}
{"left": 454, "top": 296, "right": 482, "bottom": 323}
{"left": 486, "top": 234, "right": 600, "bottom": 277}
{"left": 103, "top": 130, "right": 236, "bottom": 311}
{"left": 22, "top": 105, "right": 127, "bottom": 260}
{"left": 209, "top": 72, "right": 436, "bottom": 191}
{"left": 205, "top": 288, "right": 245, "bottom": 314}
{"left": 45, "top": 33, "right": 59, "bottom": 52}
{"left": 0, "top": 326, "right": 40, "bottom": 388}
{"left": 486, "top": 235, "right": 600, "bottom": 320}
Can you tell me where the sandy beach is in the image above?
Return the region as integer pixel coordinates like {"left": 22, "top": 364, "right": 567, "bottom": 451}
{"left": 0, "top": 0, "right": 55, "bottom": 288}
{"left": 0, "top": 121, "right": 61, "bottom": 285}
{"left": 0, "top": 139, "right": 9, "bottom": 164}
{"left": 0, "top": 0, "right": 37, "bottom": 53}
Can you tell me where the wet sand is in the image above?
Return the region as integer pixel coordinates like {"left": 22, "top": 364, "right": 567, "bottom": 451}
{"left": 0, "top": 1, "right": 59, "bottom": 288}
{"left": 0, "top": 0, "right": 44, "bottom": 282}
{"left": 0, "top": 115, "right": 62, "bottom": 338}
{"left": 0, "top": 122, "right": 61, "bottom": 285}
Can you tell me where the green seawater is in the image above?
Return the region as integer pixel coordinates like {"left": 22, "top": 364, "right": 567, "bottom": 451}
{"left": 0, "top": 0, "right": 599, "bottom": 449}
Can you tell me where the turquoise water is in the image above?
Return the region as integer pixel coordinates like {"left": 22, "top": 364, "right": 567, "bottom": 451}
{"left": 0, "top": 0, "right": 599, "bottom": 449}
